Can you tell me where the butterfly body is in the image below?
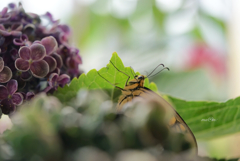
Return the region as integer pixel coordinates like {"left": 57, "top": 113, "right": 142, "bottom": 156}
{"left": 118, "top": 75, "right": 145, "bottom": 109}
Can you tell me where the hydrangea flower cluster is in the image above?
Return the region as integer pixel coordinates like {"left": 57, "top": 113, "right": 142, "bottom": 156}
{"left": 0, "top": 3, "right": 82, "bottom": 114}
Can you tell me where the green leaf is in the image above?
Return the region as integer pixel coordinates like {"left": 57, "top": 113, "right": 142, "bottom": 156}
{"left": 167, "top": 96, "right": 240, "bottom": 140}
{"left": 53, "top": 52, "right": 158, "bottom": 103}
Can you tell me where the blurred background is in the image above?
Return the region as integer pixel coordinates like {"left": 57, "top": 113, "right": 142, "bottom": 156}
{"left": 1, "top": 0, "right": 240, "bottom": 159}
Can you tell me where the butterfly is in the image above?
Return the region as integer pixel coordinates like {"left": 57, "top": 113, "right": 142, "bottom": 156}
{"left": 98, "top": 60, "right": 198, "bottom": 155}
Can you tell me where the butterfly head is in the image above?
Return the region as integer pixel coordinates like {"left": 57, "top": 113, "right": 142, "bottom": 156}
{"left": 135, "top": 74, "right": 146, "bottom": 87}
{"left": 136, "top": 75, "right": 145, "bottom": 80}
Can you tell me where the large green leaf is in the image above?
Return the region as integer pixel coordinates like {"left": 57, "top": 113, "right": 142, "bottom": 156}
{"left": 53, "top": 52, "right": 158, "bottom": 103}
{"left": 168, "top": 96, "right": 240, "bottom": 140}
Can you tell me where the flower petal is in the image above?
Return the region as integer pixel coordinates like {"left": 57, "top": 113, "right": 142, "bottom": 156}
{"left": 0, "top": 57, "right": 4, "bottom": 72}
{"left": 30, "top": 44, "right": 46, "bottom": 61}
{"left": 6, "top": 79, "right": 18, "bottom": 95}
{"left": 15, "top": 58, "right": 30, "bottom": 72}
{"left": 1, "top": 7, "right": 8, "bottom": 15}
{"left": 19, "top": 46, "right": 31, "bottom": 60}
{"left": 44, "top": 86, "right": 55, "bottom": 94}
{"left": 58, "top": 25, "right": 70, "bottom": 34}
{"left": 43, "top": 56, "right": 57, "bottom": 72}
{"left": 30, "top": 60, "right": 49, "bottom": 78}
{"left": 46, "top": 67, "right": 60, "bottom": 78}
{"left": 19, "top": 92, "right": 26, "bottom": 100}
{"left": 43, "top": 12, "right": 59, "bottom": 23}
{"left": 59, "top": 32, "right": 68, "bottom": 43}
{"left": 58, "top": 74, "right": 70, "bottom": 87}
{"left": 48, "top": 73, "right": 58, "bottom": 87}
{"left": 23, "top": 24, "right": 35, "bottom": 34}
{"left": 0, "top": 12, "right": 11, "bottom": 22}
{"left": 0, "top": 85, "right": 8, "bottom": 99}
{"left": 10, "top": 31, "right": 22, "bottom": 37}
{"left": 32, "top": 40, "right": 41, "bottom": 44}
{"left": 0, "top": 29, "right": 10, "bottom": 36}
{"left": 21, "top": 34, "right": 28, "bottom": 42}
{"left": 75, "top": 54, "right": 82, "bottom": 64}
{"left": 67, "top": 68, "right": 81, "bottom": 78}
{"left": 11, "top": 24, "right": 23, "bottom": 31}
{"left": 51, "top": 53, "right": 63, "bottom": 68}
{"left": 66, "top": 57, "right": 78, "bottom": 69}
{"left": 54, "top": 68, "right": 60, "bottom": 75}
{"left": 13, "top": 38, "right": 24, "bottom": 46}
{"left": 0, "top": 66, "right": 12, "bottom": 83}
{"left": 41, "top": 36, "right": 58, "bottom": 55}
{"left": 0, "top": 99, "right": 15, "bottom": 114}
{"left": 8, "top": 3, "right": 16, "bottom": 9}
{"left": 0, "top": 25, "right": 5, "bottom": 30}
{"left": 12, "top": 93, "right": 23, "bottom": 105}
{"left": 26, "top": 92, "right": 35, "bottom": 100}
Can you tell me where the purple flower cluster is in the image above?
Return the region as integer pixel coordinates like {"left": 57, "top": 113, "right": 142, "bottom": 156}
{"left": 0, "top": 3, "right": 82, "bottom": 114}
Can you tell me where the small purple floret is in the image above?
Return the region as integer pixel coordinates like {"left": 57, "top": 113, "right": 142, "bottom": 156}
{"left": 0, "top": 24, "right": 22, "bottom": 37}
{"left": 45, "top": 73, "right": 70, "bottom": 93}
{"left": 0, "top": 57, "right": 12, "bottom": 83}
{"left": 0, "top": 79, "right": 23, "bottom": 114}
{"left": 13, "top": 34, "right": 29, "bottom": 46}
{"left": 0, "top": 7, "right": 11, "bottom": 22}
{"left": 15, "top": 43, "right": 50, "bottom": 78}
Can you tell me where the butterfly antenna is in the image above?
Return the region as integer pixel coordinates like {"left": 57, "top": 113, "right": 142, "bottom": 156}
{"left": 148, "top": 67, "right": 170, "bottom": 78}
{"left": 147, "top": 63, "right": 165, "bottom": 77}
{"left": 109, "top": 60, "right": 130, "bottom": 87}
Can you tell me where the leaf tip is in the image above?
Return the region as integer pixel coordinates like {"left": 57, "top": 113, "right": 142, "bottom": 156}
{"left": 112, "top": 51, "right": 118, "bottom": 55}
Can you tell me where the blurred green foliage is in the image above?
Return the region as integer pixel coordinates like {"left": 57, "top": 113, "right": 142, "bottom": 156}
{"left": 1, "top": 90, "right": 238, "bottom": 161}
{"left": 0, "top": 91, "right": 197, "bottom": 161}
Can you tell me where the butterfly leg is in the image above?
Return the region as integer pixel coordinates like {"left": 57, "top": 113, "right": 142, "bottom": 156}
{"left": 97, "top": 71, "right": 125, "bottom": 91}
{"left": 110, "top": 61, "right": 130, "bottom": 86}
{"left": 130, "top": 66, "right": 137, "bottom": 78}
